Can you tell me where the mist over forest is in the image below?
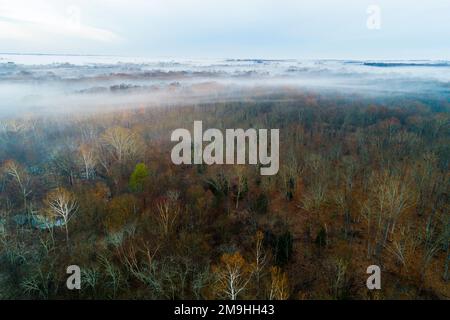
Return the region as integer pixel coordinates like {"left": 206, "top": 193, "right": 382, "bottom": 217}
{"left": 0, "top": 54, "right": 449, "bottom": 301}
{"left": 1, "top": 55, "right": 449, "bottom": 118}
{"left": 1, "top": 0, "right": 450, "bottom": 310}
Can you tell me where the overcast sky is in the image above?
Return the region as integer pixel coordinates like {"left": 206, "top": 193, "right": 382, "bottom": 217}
{"left": 0, "top": 0, "right": 449, "bottom": 59}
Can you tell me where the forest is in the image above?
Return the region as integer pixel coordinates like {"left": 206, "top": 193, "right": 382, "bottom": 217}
{"left": 0, "top": 90, "right": 449, "bottom": 299}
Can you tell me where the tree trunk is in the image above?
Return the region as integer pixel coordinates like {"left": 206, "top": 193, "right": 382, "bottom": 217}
{"left": 65, "top": 223, "right": 69, "bottom": 243}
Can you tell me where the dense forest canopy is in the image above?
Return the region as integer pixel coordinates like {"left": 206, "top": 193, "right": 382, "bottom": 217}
{"left": 0, "top": 90, "right": 448, "bottom": 299}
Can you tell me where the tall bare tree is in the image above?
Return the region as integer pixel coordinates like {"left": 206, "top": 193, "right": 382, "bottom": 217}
{"left": 362, "top": 170, "right": 415, "bottom": 256}
{"left": 2, "top": 160, "right": 31, "bottom": 212}
{"left": 156, "top": 198, "right": 180, "bottom": 236}
{"left": 101, "top": 126, "right": 143, "bottom": 163}
{"left": 79, "top": 143, "right": 97, "bottom": 179}
{"left": 253, "top": 231, "right": 267, "bottom": 295}
{"left": 44, "top": 188, "right": 79, "bottom": 242}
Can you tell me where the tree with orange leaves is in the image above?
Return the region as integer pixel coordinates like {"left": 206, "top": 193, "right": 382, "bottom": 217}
{"left": 268, "top": 266, "right": 289, "bottom": 300}
{"left": 213, "top": 252, "right": 253, "bottom": 300}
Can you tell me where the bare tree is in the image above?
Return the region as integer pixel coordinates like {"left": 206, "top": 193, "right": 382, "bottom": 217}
{"left": 101, "top": 126, "right": 143, "bottom": 163}
{"left": 79, "top": 143, "right": 97, "bottom": 179}
{"left": 253, "top": 231, "right": 267, "bottom": 295}
{"left": 382, "top": 174, "right": 412, "bottom": 238}
{"left": 233, "top": 166, "right": 247, "bottom": 209}
{"left": 330, "top": 258, "right": 348, "bottom": 299}
{"left": 280, "top": 152, "right": 300, "bottom": 201}
{"left": 371, "top": 171, "right": 414, "bottom": 248}
{"left": 156, "top": 199, "right": 180, "bottom": 236}
{"left": 268, "top": 266, "right": 289, "bottom": 300}
{"left": 2, "top": 160, "right": 31, "bottom": 212}
{"left": 44, "top": 188, "right": 79, "bottom": 242}
{"left": 300, "top": 153, "right": 329, "bottom": 214}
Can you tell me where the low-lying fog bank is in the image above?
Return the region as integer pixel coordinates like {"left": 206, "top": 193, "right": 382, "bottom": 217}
{"left": 0, "top": 54, "right": 449, "bottom": 118}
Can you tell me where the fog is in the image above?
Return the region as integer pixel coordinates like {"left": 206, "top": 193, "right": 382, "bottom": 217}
{"left": 1, "top": 54, "right": 449, "bottom": 119}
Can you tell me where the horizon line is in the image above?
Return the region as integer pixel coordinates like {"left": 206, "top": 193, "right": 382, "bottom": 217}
{"left": 1, "top": 52, "right": 449, "bottom": 62}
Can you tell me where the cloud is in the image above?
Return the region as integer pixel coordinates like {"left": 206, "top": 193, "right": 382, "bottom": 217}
{"left": 0, "top": 0, "right": 121, "bottom": 42}
{"left": 0, "top": 0, "right": 449, "bottom": 58}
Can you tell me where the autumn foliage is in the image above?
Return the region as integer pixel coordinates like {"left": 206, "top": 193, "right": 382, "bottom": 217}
{"left": 0, "top": 91, "right": 448, "bottom": 299}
